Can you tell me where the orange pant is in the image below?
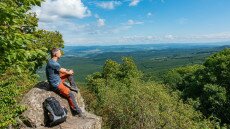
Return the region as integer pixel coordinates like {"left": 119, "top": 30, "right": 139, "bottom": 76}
{"left": 57, "top": 72, "right": 79, "bottom": 112}
{"left": 57, "top": 72, "right": 70, "bottom": 97}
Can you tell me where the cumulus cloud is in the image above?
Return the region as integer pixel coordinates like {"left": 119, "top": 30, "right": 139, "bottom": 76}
{"left": 96, "top": 1, "right": 122, "bottom": 9}
{"left": 127, "top": 19, "right": 144, "bottom": 25}
{"left": 38, "top": 20, "right": 91, "bottom": 35}
{"left": 129, "top": 0, "right": 141, "bottom": 6}
{"left": 97, "top": 19, "right": 105, "bottom": 27}
{"left": 32, "top": 0, "right": 91, "bottom": 22}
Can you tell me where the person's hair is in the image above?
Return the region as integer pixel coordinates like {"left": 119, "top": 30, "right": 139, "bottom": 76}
{"left": 50, "top": 48, "right": 60, "bottom": 57}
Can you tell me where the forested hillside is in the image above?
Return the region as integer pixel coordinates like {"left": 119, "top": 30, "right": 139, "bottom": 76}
{"left": 164, "top": 48, "right": 230, "bottom": 128}
{"left": 80, "top": 49, "right": 230, "bottom": 128}
{"left": 38, "top": 45, "right": 228, "bottom": 83}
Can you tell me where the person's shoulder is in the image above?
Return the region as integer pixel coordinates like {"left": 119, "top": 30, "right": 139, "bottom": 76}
{"left": 47, "top": 59, "right": 53, "bottom": 64}
{"left": 49, "top": 59, "right": 60, "bottom": 66}
{"left": 47, "top": 59, "right": 55, "bottom": 65}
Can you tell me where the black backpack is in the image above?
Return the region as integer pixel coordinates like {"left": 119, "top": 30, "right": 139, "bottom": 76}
{"left": 43, "top": 97, "right": 67, "bottom": 127}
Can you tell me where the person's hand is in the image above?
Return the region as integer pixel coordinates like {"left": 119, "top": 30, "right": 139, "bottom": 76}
{"left": 68, "top": 69, "right": 74, "bottom": 75}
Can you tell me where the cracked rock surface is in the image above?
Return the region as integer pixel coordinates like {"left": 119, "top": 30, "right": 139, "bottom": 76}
{"left": 19, "top": 81, "right": 101, "bottom": 129}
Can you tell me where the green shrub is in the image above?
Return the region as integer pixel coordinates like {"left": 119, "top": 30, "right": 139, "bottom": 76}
{"left": 85, "top": 58, "right": 217, "bottom": 129}
{"left": 0, "top": 69, "right": 37, "bottom": 128}
{"left": 0, "top": 0, "right": 64, "bottom": 128}
{"left": 163, "top": 48, "right": 230, "bottom": 126}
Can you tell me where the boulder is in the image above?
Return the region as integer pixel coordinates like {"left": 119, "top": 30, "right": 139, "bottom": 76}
{"left": 19, "top": 81, "right": 101, "bottom": 129}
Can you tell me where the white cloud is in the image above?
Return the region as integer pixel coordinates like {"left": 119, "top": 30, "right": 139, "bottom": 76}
{"left": 118, "top": 35, "right": 157, "bottom": 43}
{"left": 164, "top": 35, "right": 175, "bottom": 40}
{"left": 32, "top": 0, "right": 91, "bottom": 22}
{"left": 127, "top": 19, "right": 144, "bottom": 25}
{"left": 96, "top": 1, "right": 122, "bottom": 9}
{"left": 38, "top": 20, "right": 91, "bottom": 35}
{"left": 158, "top": 33, "right": 230, "bottom": 43}
{"left": 97, "top": 19, "right": 105, "bottom": 27}
{"left": 110, "top": 25, "right": 132, "bottom": 34}
{"left": 188, "top": 33, "right": 230, "bottom": 41}
{"left": 63, "top": 32, "right": 230, "bottom": 45}
{"left": 129, "top": 0, "right": 141, "bottom": 6}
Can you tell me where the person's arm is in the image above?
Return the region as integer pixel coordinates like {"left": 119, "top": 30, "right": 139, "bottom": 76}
{"left": 60, "top": 68, "right": 74, "bottom": 75}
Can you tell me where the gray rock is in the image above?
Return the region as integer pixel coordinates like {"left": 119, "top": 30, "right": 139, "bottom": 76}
{"left": 19, "top": 81, "right": 101, "bottom": 129}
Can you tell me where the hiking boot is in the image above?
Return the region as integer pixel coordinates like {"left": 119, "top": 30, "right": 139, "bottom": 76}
{"left": 78, "top": 112, "right": 86, "bottom": 118}
{"left": 73, "top": 110, "right": 86, "bottom": 118}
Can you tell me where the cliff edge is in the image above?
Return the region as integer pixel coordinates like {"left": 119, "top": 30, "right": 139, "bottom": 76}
{"left": 18, "top": 81, "right": 101, "bottom": 129}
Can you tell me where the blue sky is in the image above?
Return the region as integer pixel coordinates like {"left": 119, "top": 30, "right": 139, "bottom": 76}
{"left": 32, "top": 0, "right": 230, "bottom": 46}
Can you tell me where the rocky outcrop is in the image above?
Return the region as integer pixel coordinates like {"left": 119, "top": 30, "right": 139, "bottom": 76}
{"left": 18, "top": 81, "right": 101, "bottom": 129}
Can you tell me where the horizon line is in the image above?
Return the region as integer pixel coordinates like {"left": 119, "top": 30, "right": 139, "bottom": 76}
{"left": 64, "top": 41, "right": 230, "bottom": 47}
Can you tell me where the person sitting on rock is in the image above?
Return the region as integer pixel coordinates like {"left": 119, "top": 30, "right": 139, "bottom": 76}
{"left": 46, "top": 48, "right": 83, "bottom": 117}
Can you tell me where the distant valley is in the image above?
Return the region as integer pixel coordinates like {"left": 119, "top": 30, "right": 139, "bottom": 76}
{"left": 38, "top": 43, "right": 230, "bottom": 84}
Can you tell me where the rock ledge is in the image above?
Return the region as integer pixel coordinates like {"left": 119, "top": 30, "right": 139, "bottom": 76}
{"left": 19, "top": 81, "right": 101, "bottom": 129}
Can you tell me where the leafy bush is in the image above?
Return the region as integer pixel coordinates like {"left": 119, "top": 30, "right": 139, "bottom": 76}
{"left": 203, "top": 48, "right": 230, "bottom": 87}
{"left": 201, "top": 84, "right": 227, "bottom": 118}
{"left": 164, "top": 48, "right": 230, "bottom": 127}
{"left": 85, "top": 57, "right": 216, "bottom": 129}
{"left": 0, "top": 69, "right": 37, "bottom": 128}
{"left": 0, "top": 0, "right": 64, "bottom": 127}
{"left": 0, "top": 0, "right": 64, "bottom": 74}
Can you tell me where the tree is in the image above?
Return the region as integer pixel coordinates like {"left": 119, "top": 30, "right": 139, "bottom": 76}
{"left": 163, "top": 48, "right": 230, "bottom": 127}
{"left": 201, "top": 84, "right": 227, "bottom": 121}
{"left": 0, "top": 0, "right": 64, "bottom": 74}
{"left": 33, "top": 30, "right": 64, "bottom": 52}
{"left": 86, "top": 57, "right": 217, "bottom": 129}
{"left": 164, "top": 65, "right": 204, "bottom": 99}
{"left": 1, "top": 0, "right": 41, "bottom": 73}
{"left": 0, "top": 0, "right": 64, "bottom": 127}
{"left": 203, "top": 48, "right": 230, "bottom": 90}
{"left": 102, "top": 59, "right": 120, "bottom": 87}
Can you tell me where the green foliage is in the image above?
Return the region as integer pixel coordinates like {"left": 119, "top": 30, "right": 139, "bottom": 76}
{"left": 203, "top": 48, "right": 230, "bottom": 88}
{"left": 164, "top": 64, "right": 206, "bottom": 99}
{"left": 33, "top": 30, "right": 64, "bottom": 52}
{"left": 0, "top": 0, "right": 64, "bottom": 127}
{"left": 120, "top": 57, "right": 143, "bottom": 79}
{"left": 0, "top": 0, "right": 64, "bottom": 74}
{"left": 0, "top": 69, "right": 37, "bottom": 128}
{"left": 201, "top": 84, "right": 227, "bottom": 117}
{"left": 164, "top": 64, "right": 204, "bottom": 92}
{"left": 87, "top": 57, "right": 142, "bottom": 91}
{"left": 1, "top": 0, "right": 43, "bottom": 73}
{"left": 164, "top": 48, "right": 230, "bottom": 126}
{"left": 86, "top": 57, "right": 216, "bottom": 129}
